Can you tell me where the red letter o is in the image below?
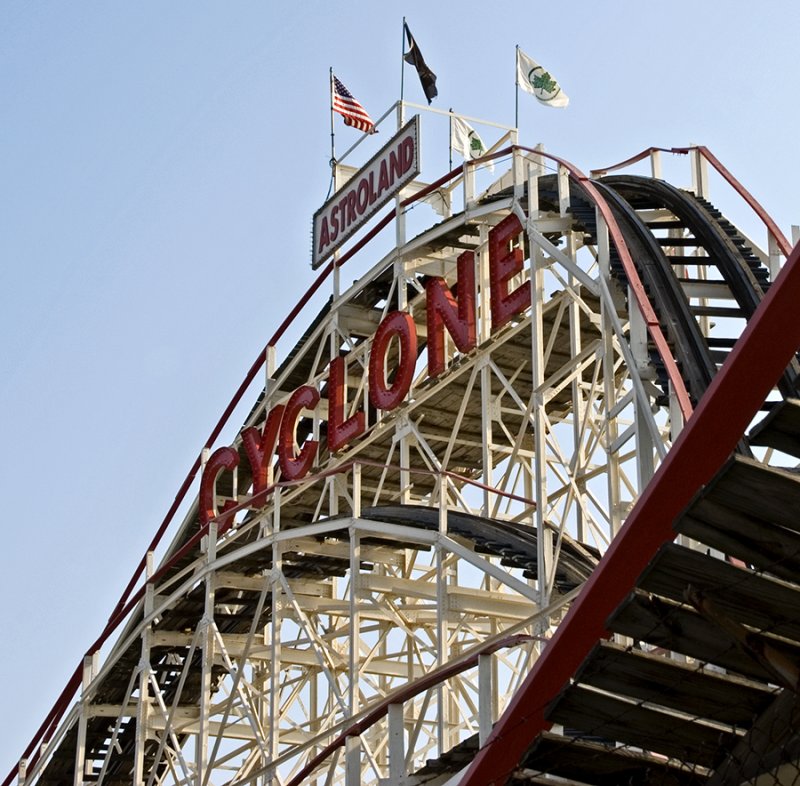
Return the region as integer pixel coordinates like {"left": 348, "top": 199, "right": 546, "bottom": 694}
{"left": 369, "top": 311, "right": 418, "bottom": 411}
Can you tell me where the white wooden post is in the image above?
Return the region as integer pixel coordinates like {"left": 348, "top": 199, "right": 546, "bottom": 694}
{"left": 463, "top": 161, "right": 475, "bottom": 211}
{"left": 196, "top": 522, "right": 217, "bottom": 786}
{"left": 387, "top": 703, "right": 406, "bottom": 782}
{"left": 690, "top": 147, "right": 708, "bottom": 198}
{"left": 133, "top": 584, "right": 154, "bottom": 786}
{"left": 478, "top": 654, "right": 493, "bottom": 746}
{"left": 628, "top": 288, "right": 655, "bottom": 488}
{"left": 768, "top": 234, "right": 782, "bottom": 281}
{"left": 345, "top": 736, "right": 361, "bottom": 786}
{"left": 650, "top": 149, "right": 662, "bottom": 179}
{"left": 352, "top": 462, "right": 361, "bottom": 519}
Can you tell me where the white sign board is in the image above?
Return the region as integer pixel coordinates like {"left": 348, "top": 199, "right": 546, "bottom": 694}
{"left": 312, "top": 116, "right": 420, "bottom": 269}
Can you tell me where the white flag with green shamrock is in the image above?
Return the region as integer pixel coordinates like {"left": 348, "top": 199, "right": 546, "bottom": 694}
{"left": 451, "top": 116, "right": 494, "bottom": 171}
{"left": 517, "top": 48, "right": 569, "bottom": 108}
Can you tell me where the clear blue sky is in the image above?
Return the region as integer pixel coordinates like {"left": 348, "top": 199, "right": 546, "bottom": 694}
{"left": 2, "top": 0, "right": 798, "bottom": 771}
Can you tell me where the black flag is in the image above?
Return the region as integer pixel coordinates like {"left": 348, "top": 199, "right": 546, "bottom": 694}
{"left": 403, "top": 23, "right": 438, "bottom": 104}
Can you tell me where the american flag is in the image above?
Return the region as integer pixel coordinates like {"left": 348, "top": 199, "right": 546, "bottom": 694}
{"left": 332, "top": 75, "right": 375, "bottom": 134}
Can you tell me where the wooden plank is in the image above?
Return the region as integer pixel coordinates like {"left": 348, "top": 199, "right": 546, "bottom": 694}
{"left": 677, "top": 495, "right": 800, "bottom": 584}
{"left": 545, "top": 684, "right": 736, "bottom": 770}
{"left": 682, "top": 454, "right": 800, "bottom": 535}
{"left": 638, "top": 543, "right": 800, "bottom": 643}
{"left": 521, "top": 731, "right": 707, "bottom": 786}
{"left": 575, "top": 641, "right": 775, "bottom": 726}
{"left": 608, "top": 591, "right": 800, "bottom": 685}
{"left": 749, "top": 398, "right": 800, "bottom": 458}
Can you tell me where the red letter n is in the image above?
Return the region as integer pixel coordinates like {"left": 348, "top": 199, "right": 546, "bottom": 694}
{"left": 426, "top": 250, "right": 477, "bottom": 378}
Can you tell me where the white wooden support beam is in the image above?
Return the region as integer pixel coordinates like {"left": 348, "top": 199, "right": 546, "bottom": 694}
{"left": 527, "top": 163, "right": 539, "bottom": 218}
{"left": 349, "top": 525, "right": 361, "bottom": 717}
{"left": 268, "top": 537, "right": 283, "bottom": 777}
{"left": 567, "top": 227, "right": 587, "bottom": 546}
{"left": 596, "top": 210, "right": 611, "bottom": 282}
{"left": 478, "top": 654, "right": 493, "bottom": 747}
{"left": 196, "top": 522, "right": 217, "bottom": 786}
{"left": 768, "top": 233, "right": 782, "bottom": 282}
{"left": 690, "top": 146, "right": 709, "bottom": 198}
{"left": 72, "top": 654, "right": 94, "bottom": 786}
{"left": 387, "top": 703, "right": 406, "bottom": 783}
{"left": 345, "top": 736, "right": 361, "bottom": 786}
{"left": 395, "top": 192, "right": 406, "bottom": 252}
{"left": 650, "top": 149, "right": 662, "bottom": 179}
{"left": 435, "top": 538, "right": 448, "bottom": 750}
{"left": 669, "top": 381, "right": 685, "bottom": 442}
{"left": 512, "top": 148, "right": 525, "bottom": 200}
{"left": 528, "top": 210, "right": 552, "bottom": 609}
{"left": 463, "top": 160, "right": 475, "bottom": 211}
{"left": 398, "top": 415, "right": 411, "bottom": 505}
{"left": 480, "top": 358, "right": 493, "bottom": 517}
{"left": 594, "top": 211, "right": 628, "bottom": 534}
{"left": 557, "top": 164, "right": 570, "bottom": 218}
{"left": 133, "top": 583, "right": 154, "bottom": 786}
{"left": 352, "top": 462, "right": 361, "bottom": 518}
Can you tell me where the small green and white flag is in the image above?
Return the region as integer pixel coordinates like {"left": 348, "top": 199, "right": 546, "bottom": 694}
{"left": 451, "top": 116, "right": 494, "bottom": 171}
{"left": 517, "top": 48, "right": 569, "bottom": 108}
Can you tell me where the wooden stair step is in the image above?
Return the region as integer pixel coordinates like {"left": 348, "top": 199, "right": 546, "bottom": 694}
{"left": 575, "top": 640, "right": 775, "bottom": 727}
{"left": 749, "top": 398, "right": 800, "bottom": 458}
{"left": 545, "top": 684, "right": 737, "bottom": 770}
{"left": 689, "top": 305, "right": 743, "bottom": 318}
{"left": 682, "top": 454, "right": 800, "bottom": 535}
{"left": 677, "top": 495, "right": 800, "bottom": 585}
{"left": 607, "top": 591, "right": 800, "bottom": 684}
{"left": 638, "top": 543, "right": 800, "bottom": 644}
{"left": 519, "top": 730, "right": 706, "bottom": 785}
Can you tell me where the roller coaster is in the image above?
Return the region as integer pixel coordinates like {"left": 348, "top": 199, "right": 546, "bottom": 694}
{"left": 7, "top": 111, "right": 800, "bottom": 786}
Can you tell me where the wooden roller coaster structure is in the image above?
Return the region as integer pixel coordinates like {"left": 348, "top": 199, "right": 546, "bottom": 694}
{"left": 7, "top": 105, "right": 800, "bottom": 786}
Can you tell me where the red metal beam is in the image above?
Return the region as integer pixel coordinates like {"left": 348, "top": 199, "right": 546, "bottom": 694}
{"left": 460, "top": 240, "right": 800, "bottom": 785}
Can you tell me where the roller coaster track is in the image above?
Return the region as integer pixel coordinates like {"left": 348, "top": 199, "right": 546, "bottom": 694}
{"left": 7, "top": 142, "right": 800, "bottom": 786}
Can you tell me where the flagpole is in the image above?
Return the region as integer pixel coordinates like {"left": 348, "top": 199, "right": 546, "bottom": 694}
{"left": 515, "top": 44, "right": 520, "bottom": 130}
{"left": 399, "top": 16, "right": 407, "bottom": 125}
{"left": 449, "top": 108, "right": 453, "bottom": 171}
{"left": 327, "top": 68, "right": 336, "bottom": 199}
{"left": 329, "top": 67, "right": 336, "bottom": 165}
